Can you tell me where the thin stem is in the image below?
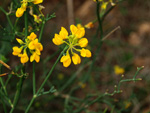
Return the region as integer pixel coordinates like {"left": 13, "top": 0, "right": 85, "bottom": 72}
{"left": 24, "top": 11, "right": 28, "bottom": 37}
{"left": 38, "top": 18, "right": 45, "bottom": 42}
{"left": 10, "top": 76, "right": 25, "bottom": 113}
{"left": 33, "top": 62, "right": 36, "bottom": 95}
{"left": 25, "top": 46, "right": 68, "bottom": 113}
{"left": 96, "top": 1, "right": 103, "bottom": 39}
{"left": 83, "top": 0, "right": 104, "bottom": 82}
{"left": 0, "top": 7, "right": 13, "bottom": 30}
{"left": 37, "top": 46, "right": 68, "bottom": 95}
{"left": 0, "top": 94, "right": 7, "bottom": 113}
{"left": 0, "top": 78, "right": 8, "bottom": 96}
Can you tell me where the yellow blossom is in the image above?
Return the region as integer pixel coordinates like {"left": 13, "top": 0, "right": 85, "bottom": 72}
{"left": 52, "top": 24, "right": 92, "bottom": 67}
{"left": 114, "top": 65, "right": 125, "bottom": 75}
{"left": 16, "top": 8, "right": 26, "bottom": 17}
{"left": 52, "top": 34, "right": 64, "bottom": 45}
{"left": 30, "top": 52, "right": 40, "bottom": 62}
{"left": 16, "top": 38, "right": 24, "bottom": 44}
{"left": 12, "top": 46, "right": 22, "bottom": 56}
{"left": 78, "top": 38, "right": 88, "bottom": 47}
{"left": 59, "top": 27, "right": 68, "bottom": 39}
{"left": 12, "top": 32, "right": 43, "bottom": 64}
{"left": 57, "top": 73, "right": 64, "bottom": 80}
{"left": 32, "top": 0, "right": 43, "bottom": 4}
{"left": 33, "top": 14, "right": 42, "bottom": 23}
{"left": 78, "top": 82, "right": 86, "bottom": 89}
{"left": 77, "top": 24, "right": 84, "bottom": 29}
{"left": 18, "top": 52, "right": 29, "bottom": 64}
{"left": 80, "top": 48, "right": 91, "bottom": 57}
{"left": 21, "top": 2, "right": 28, "bottom": 10}
{"left": 70, "top": 25, "right": 85, "bottom": 38}
{"left": 101, "top": 2, "right": 108, "bottom": 10}
{"left": 28, "top": 39, "right": 43, "bottom": 51}
{"left": 72, "top": 53, "right": 81, "bottom": 65}
{"left": 109, "top": 0, "right": 115, "bottom": 6}
{"left": 27, "top": 32, "right": 37, "bottom": 41}
{"left": 85, "top": 22, "right": 94, "bottom": 29}
{"left": 60, "top": 54, "right": 71, "bottom": 67}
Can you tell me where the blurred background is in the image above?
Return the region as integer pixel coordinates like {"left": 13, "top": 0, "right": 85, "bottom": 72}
{"left": 0, "top": 0, "right": 150, "bottom": 113}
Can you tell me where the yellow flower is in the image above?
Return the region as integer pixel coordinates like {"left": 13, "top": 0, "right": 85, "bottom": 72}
{"left": 30, "top": 52, "right": 40, "bottom": 62}
{"left": 12, "top": 46, "right": 22, "bottom": 56}
{"left": 109, "top": 0, "right": 115, "bottom": 6}
{"left": 78, "top": 38, "right": 88, "bottom": 47}
{"left": 16, "top": 38, "right": 24, "bottom": 44}
{"left": 80, "top": 48, "right": 91, "bottom": 57}
{"left": 85, "top": 22, "right": 94, "bottom": 29}
{"left": 18, "top": 52, "right": 29, "bottom": 64}
{"left": 101, "top": 2, "right": 108, "bottom": 10}
{"left": 12, "top": 32, "right": 43, "bottom": 64}
{"left": 33, "top": 14, "right": 42, "bottom": 23}
{"left": 77, "top": 24, "right": 84, "bottom": 29}
{"left": 57, "top": 73, "right": 64, "bottom": 80}
{"left": 114, "top": 65, "right": 125, "bottom": 75}
{"left": 59, "top": 27, "right": 68, "bottom": 39}
{"left": 60, "top": 54, "right": 71, "bottom": 67}
{"left": 32, "top": 0, "right": 43, "bottom": 4}
{"left": 78, "top": 82, "right": 86, "bottom": 89}
{"left": 27, "top": 32, "right": 37, "bottom": 41}
{"left": 52, "top": 34, "right": 64, "bottom": 45}
{"left": 72, "top": 53, "right": 81, "bottom": 65}
{"left": 16, "top": 8, "right": 26, "bottom": 17}
{"left": 70, "top": 25, "right": 85, "bottom": 38}
{"left": 21, "top": 2, "right": 28, "bottom": 10}
{"left": 53, "top": 24, "right": 92, "bottom": 67}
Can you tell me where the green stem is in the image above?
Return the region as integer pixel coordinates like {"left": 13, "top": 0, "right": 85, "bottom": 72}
{"left": 83, "top": 0, "right": 104, "bottom": 82}
{"left": 25, "top": 46, "right": 68, "bottom": 113}
{"left": 10, "top": 76, "right": 25, "bottom": 113}
{"left": 101, "top": 5, "right": 115, "bottom": 22}
{"left": 33, "top": 62, "right": 36, "bottom": 95}
{"left": 96, "top": 1, "right": 103, "bottom": 39}
{"left": 0, "top": 7, "right": 13, "bottom": 30}
{"left": 6, "top": 13, "right": 13, "bottom": 30}
{"left": 38, "top": 18, "right": 45, "bottom": 42}
{"left": 0, "top": 94, "right": 8, "bottom": 113}
{"left": 0, "top": 78, "right": 8, "bottom": 96}
{"left": 24, "top": 11, "right": 28, "bottom": 37}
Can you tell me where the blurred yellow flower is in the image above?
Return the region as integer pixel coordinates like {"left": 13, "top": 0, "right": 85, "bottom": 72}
{"left": 77, "top": 24, "right": 84, "bottom": 29}
{"left": 33, "top": 0, "right": 43, "bottom": 4}
{"left": 114, "top": 65, "right": 125, "bottom": 75}
{"left": 33, "top": 14, "right": 42, "bottom": 23}
{"left": 101, "top": 2, "right": 108, "bottom": 10}
{"left": 57, "top": 73, "right": 64, "bottom": 80}
{"left": 124, "top": 101, "right": 132, "bottom": 109}
{"left": 18, "top": 52, "right": 29, "bottom": 64}
{"left": 16, "top": 8, "right": 26, "bottom": 17}
{"left": 30, "top": 52, "right": 40, "bottom": 62}
{"left": 12, "top": 32, "right": 43, "bottom": 63}
{"left": 52, "top": 25, "right": 92, "bottom": 67}
{"left": 12, "top": 47, "right": 22, "bottom": 56}
{"left": 72, "top": 53, "right": 81, "bottom": 65}
{"left": 27, "top": 32, "right": 37, "bottom": 41}
{"left": 60, "top": 54, "right": 71, "bottom": 67}
{"left": 16, "top": 0, "right": 43, "bottom": 17}
{"left": 85, "top": 22, "right": 94, "bottom": 29}
{"left": 78, "top": 82, "right": 86, "bottom": 89}
{"left": 80, "top": 48, "right": 91, "bottom": 57}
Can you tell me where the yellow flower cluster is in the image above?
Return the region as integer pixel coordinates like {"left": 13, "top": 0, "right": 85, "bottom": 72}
{"left": 52, "top": 25, "right": 92, "bottom": 67}
{"left": 12, "top": 32, "right": 43, "bottom": 64}
{"left": 93, "top": 0, "right": 115, "bottom": 10}
{"left": 16, "top": 0, "right": 43, "bottom": 17}
{"left": 114, "top": 65, "right": 125, "bottom": 75}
